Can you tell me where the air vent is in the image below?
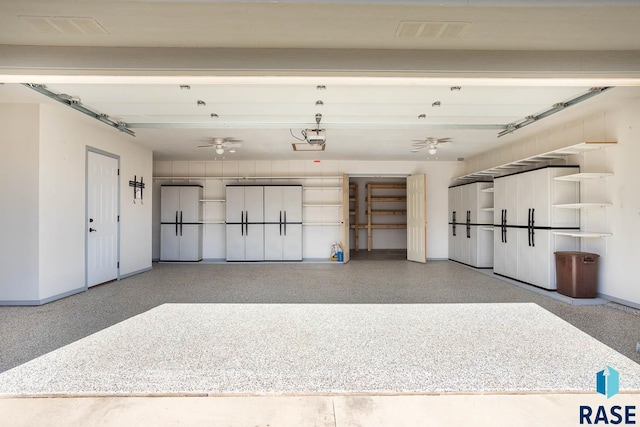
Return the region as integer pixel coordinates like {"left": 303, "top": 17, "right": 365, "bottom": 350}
{"left": 21, "top": 16, "right": 109, "bottom": 35}
{"left": 395, "top": 21, "right": 471, "bottom": 39}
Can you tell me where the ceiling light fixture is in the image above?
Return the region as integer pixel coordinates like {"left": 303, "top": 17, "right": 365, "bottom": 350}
{"left": 197, "top": 100, "right": 206, "bottom": 106}
{"left": 428, "top": 146, "right": 438, "bottom": 155}
{"left": 316, "top": 85, "right": 326, "bottom": 90}
{"left": 210, "top": 113, "right": 218, "bottom": 118}
{"left": 432, "top": 101, "right": 441, "bottom": 107}
{"left": 450, "top": 86, "right": 462, "bottom": 91}
{"left": 215, "top": 145, "right": 225, "bottom": 155}
{"left": 418, "top": 114, "right": 426, "bottom": 119}
{"left": 316, "top": 100, "right": 324, "bottom": 106}
{"left": 180, "top": 85, "right": 190, "bottom": 90}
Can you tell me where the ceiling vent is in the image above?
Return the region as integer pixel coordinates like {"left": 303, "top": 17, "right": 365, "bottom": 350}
{"left": 21, "top": 16, "right": 109, "bottom": 35}
{"left": 395, "top": 21, "right": 471, "bottom": 39}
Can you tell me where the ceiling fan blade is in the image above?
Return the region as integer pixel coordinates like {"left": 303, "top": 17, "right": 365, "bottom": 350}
{"left": 224, "top": 142, "right": 242, "bottom": 148}
{"left": 197, "top": 144, "right": 213, "bottom": 148}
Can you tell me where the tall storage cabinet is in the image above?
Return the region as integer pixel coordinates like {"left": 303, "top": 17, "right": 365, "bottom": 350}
{"left": 448, "top": 182, "right": 494, "bottom": 268}
{"left": 160, "top": 185, "right": 203, "bottom": 261}
{"left": 493, "top": 166, "right": 580, "bottom": 289}
{"left": 264, "top": 186, "right": 303, "bottom": 261}
{"left": 225, "top": 185, "right": 303, "bottom": 261}
{"left": 226, "top": 186, "right": 265, "bottom": 261}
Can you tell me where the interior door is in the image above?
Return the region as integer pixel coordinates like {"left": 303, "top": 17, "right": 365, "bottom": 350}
{"left": 341, "top": 173, "right": 351, "bottom": 263}
{"left": 87, "top": 150, "right": 119, "bottom": 287}
{"left": 407, "top": 174, "right": 427, "bottom": 263}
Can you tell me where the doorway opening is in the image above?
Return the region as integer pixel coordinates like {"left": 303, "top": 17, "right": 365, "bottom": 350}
{"left": 348, "top": 176, "right": 408, "bottom": 261}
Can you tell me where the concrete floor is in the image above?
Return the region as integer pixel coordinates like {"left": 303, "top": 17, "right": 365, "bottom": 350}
{"left": 1, "top": 260, "right": 639, "bottom": 425}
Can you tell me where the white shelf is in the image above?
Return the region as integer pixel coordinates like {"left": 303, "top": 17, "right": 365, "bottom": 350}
{"left": 481, "top": 227, "right": 494, "bottom": 231}
{"left": 481, "top": 187, "right": 494, "bottom": 193}
{"left": 200, "top": 199, "right": 225, "bottom": 202}
{"left": 553, "top": 203, "right": 612, "bottom": 209}
{"left": 202, "top": 221, "right": 226, "bottom": 224}
{"left": 481, "top": 207, "right": 495, "bottom": 212}
{"left": 553, "top": 173, "right": 614, "bottom": 182}
{"left": 154, "top": 175, "right": 342, "bottom": 180}
{"left": 553, "top": 231, "right": 612, "bottom": 238}
{"left": 302, "top": 222, "right": 342, "bottom": 226}
{"left": 303, "top": 203, "right": 342, "bottom": 207}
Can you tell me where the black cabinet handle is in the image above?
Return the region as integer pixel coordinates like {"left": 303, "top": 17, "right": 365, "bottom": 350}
{"left": 175, "top": 211, "right": 178, "bottom": 236}
{"left": 279, "top": 211, "right": 282, "bottom": 235}
{"left": 284, "top": 211, "right": 287, "bottom": 236}
{"left": 241, "top": 211, "right": 244, "bottom": 236}
{"left": 89, "top": 228, "right": 97, "bottom": 233}
{"left": 180, "top": 211, "right": 183, "bottom": 236}
{"left": 503, "top": 209, "right": 507, "bottom": 243}
{"left": 245, "top": 211, "right": 248, "bottom": 236}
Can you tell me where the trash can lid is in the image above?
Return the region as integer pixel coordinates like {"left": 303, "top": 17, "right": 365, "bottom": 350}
{"left": 554, "top": 251, "right": 600, "bottom": 257}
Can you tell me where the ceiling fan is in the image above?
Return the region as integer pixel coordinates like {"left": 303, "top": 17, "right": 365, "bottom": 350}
{"left": 198, "top": 137, "right": 242, "bottom": 155}
{"left": 411, "top": 137, "right": 451, "bottom": 156}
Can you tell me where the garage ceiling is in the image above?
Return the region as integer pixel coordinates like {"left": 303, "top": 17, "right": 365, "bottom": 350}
{"left": 1, "top": 0, "right": 640, "bottom": 161}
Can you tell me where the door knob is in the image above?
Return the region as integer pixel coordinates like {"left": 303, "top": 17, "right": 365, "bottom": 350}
{"left": 89, "top": 228, "right": 97, "bottom": 232}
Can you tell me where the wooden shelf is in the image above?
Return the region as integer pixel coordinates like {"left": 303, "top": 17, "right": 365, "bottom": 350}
{"left": 553, "top": 231, "right": 612, "bottom": 238}
{"left": 553, "top": 203, "right": 612, "bottom": 209}
{"left": 367, "top": 196, "right": 407, "bottom": 202}
{"left": 366, "top": 210, "right": 406, "bottom": 216}
{"left": 553, "top": 173, "right": 614, "bottom": 182}
{"left": 481, "top": 207, "right": 495, "bottom": 212}
{"left": 367, "top": 184, "right": 407, "bottom": 189}
{"left": 481, "top": 227, "right": 495, "bottom": 231}
{"left": 200, "top": 199, "right": 225, "bottom": 202}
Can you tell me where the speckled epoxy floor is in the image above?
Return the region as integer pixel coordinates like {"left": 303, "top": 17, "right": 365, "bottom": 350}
{"left": 1, "top": 302, "right": 639, "bottom": 396}
{"left": 1, "top": 261, "right": 639, "bottom": 396}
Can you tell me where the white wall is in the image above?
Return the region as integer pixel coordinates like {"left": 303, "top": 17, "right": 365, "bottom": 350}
{"left": 0, "top": 104, "right": 40, "bottom": 302}
{"left": 38, "top": 104, "right": 153, "bottom": 301}
{"left": 153, "top": 159, "right": 464, "bottom": 260}
{"left": 464, "top": 96, "right": 640, "bottom": 307}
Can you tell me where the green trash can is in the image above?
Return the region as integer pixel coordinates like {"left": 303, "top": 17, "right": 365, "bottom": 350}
{"left": 555, "top": 251, "right": 600, "bottom": 298}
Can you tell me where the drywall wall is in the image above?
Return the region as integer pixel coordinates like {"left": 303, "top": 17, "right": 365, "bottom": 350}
{"left": 38, "top": 103, "right": 153, "bottom": 301}
{"left": 464, "top": 94, "right": 640, "bottom": 307}
{"left": 153, "top": 159, "right": 464, "bottom": 260}
{"left": 0, "top": 104, "right": 40, "bottom": 302}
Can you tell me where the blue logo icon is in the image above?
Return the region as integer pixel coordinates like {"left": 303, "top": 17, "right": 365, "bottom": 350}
{"left": 596, "top": 366, "right": 620, "bottom": 399}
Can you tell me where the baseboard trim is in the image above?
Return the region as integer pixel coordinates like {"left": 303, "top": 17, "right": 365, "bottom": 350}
{"left": 598, "top": 293, "right": 640, "bottom": 311}
{"left": 0, "top": 287, "right": 85, "bottom": 306}
{"left": 119, "top": 266, "right": 153, "bottom": 280}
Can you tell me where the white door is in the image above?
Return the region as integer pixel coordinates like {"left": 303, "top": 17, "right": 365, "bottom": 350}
{"left": 87, "top": 151, "right": 119, "bottom": 287}
{"left": 407, "top": 174, "right": 427, "bottom": 263}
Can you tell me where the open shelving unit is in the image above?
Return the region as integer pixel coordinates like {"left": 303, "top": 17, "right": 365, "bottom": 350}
{"left": 363, "top": 183, "right": 407, "bottom": 251}
{"left": 348, "top": 183, "right": 359, "bottom": 251}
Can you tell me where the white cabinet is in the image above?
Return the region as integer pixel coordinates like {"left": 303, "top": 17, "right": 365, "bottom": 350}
{"left": 160, "top": 185, "right": 203, "bottom": 261}
{"left": 493, "top": 166, "right": 580, "bottom": 289}
{"left": 264, "top": 186, "right": 303, "bottom": 261}
{"left": 447, "top": 182, "right": 494, "bottom": 268}
{"left": 226, "top": 186, "right": 265, "bottom": 261}
{"left": 226, "top": 185, "right": 303, "bottom": 262}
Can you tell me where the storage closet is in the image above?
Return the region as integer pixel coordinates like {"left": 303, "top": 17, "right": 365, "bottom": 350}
{"left": 225, "top": 185, "right": 302, "bottom": 261}
{"left": 447, "top": 181, "right": 494, "bottom": 268}
{"left": 493, "top": 166, "right": 580, "bottom": 290}
{"left": 160, "top": 185, "right": 203, "bottom": 261}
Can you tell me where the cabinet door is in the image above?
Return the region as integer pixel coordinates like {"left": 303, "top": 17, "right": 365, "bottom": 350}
{"left": 477, "top": 227, "right": 494, "bottom": 268}
{"left": 504, "top": 176, "right": 518, "bottom": 226}
{"left": 244, "top": 186, "right": 264, "bottom": 223}
{"left": 160, "top": 224, "right": 180, "bottom": 261}
{"left": 467, "top": 183, "right": 479, "bottom": 224}
{"left": 226, "top": 187, "right": 245, "bottom": 223}
{"left": 517, "top": 172, "right": 534, "bottom": 226}
{"left": 161, "top": 187, "right": 180, "bottom": 223}
{"left": 531, "top": 168, "right": 551, "bottom": 228}
{"left": 468, "top": 226, "right": 478, "bottom": 266}
{"left": 530, "top": 229, "right": 551, "bottom": 289}
{"left": 225, "top": 224, "right": 245, "bottom": 261}
{"left": 245, "top": 224, "right": 264, "bottom": 261}
{"left": 504, "top": 227, "right": 519, "bottom": 279}
{"left": 264, "top": 186, "right": 283, "bottom": 223}
{"left": 493, "top": 178, "right": 505, "bottom": 226}
{"left": 264, "top": 223, "right": 284, "bottom": 261}
{"left": 180, "top": 186, "right": 202, "bottom": 223}
{"left": 517, "top": 228, "right": 535, "bottom": 285}
{"left": 179, "top": 224, "right": 202, "bottom": 261}
{"left": 493, "top": 227, "right": 505, "bottom": 275}
{"left": 448, "top": 221, "right": 457, "bottom": 260}
{"left": 283, "top": 223, "right": 303, "bottom": 261}
{"left": 282, "top": 186, "right": 302, "bottom": 223}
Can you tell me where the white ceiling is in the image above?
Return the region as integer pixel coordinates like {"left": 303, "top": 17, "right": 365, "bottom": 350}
{"left": 1, "top": 0, "right": 640, "bottom": 162}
